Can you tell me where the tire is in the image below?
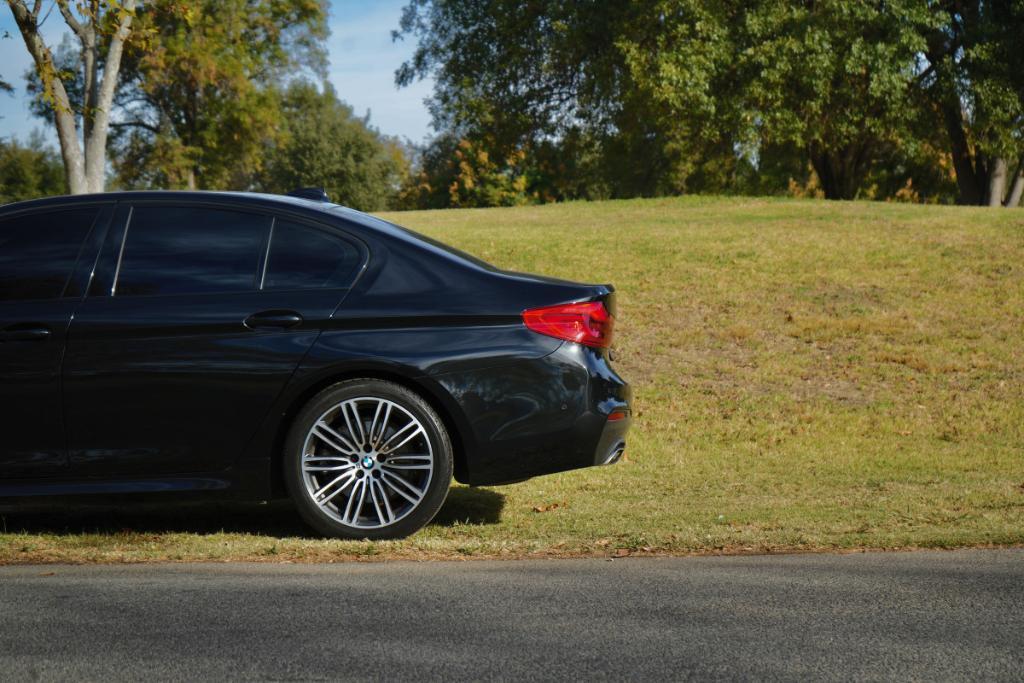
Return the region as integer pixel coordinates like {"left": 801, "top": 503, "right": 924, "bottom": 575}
{"left": 283, "top": 379, "right": 453, "bottom": 540}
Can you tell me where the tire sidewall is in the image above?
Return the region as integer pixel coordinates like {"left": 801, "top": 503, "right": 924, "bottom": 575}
{"left": 284, "top": 379, "right": 453, "bottom": 540}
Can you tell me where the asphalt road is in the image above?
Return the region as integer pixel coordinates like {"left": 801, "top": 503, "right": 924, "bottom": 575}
{"left": 0, "top": 549, "right": 1021, "bottom": 681}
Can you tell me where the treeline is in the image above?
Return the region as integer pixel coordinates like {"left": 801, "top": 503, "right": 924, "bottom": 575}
{"left": 394, "top": 0, "right": 1023, "bottom": 208}
{"left": 3, "top": 1, "right": 406, "bottom": 209}
{"left": 3, "top": 1, "right": 1022, "bottom": 209}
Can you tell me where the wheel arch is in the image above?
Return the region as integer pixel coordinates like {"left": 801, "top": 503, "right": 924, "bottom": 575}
{"left": 269, "top": 364, "right": 473, "bottom": 497}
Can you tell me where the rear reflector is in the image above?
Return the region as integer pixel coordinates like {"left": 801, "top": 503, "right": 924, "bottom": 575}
{"left": 522, "top": 301, "right": 614, "bottom": 348}
{"left": 607, "top": 411, "right": 627, "bottom": 422}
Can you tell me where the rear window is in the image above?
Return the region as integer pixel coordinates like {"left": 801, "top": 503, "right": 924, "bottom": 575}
{"left": 116, "top": 206, "right": 270, "bottom": 296}
{"left": 263, "top": 220, "right": 360, "bottom": 290}
{"left": 0, "top": 208, "right": 97, "bottom": 302}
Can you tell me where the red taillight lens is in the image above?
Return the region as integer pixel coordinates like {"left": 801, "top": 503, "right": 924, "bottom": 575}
{"left": 522, "top": 301, "right": 614, "bottom": 348}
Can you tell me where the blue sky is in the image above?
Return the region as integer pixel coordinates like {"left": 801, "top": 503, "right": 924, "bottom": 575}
{"left": 0, "top": 0, "right": 434, "bottom": 144}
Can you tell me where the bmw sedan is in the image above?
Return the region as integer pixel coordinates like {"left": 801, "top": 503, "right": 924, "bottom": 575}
{"left": 0, "top": 190, "right": 631, "bottom": 538}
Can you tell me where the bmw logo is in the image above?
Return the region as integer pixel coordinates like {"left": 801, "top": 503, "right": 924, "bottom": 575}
{"left": 361, "top": 456, "right": 375, "bottom": 469}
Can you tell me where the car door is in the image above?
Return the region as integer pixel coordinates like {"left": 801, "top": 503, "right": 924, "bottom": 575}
{"left": 63, "top": 202, "right": 365, "bottom": 477}
{"left": 0, "top": 205, "right": 108, "bottom": 480}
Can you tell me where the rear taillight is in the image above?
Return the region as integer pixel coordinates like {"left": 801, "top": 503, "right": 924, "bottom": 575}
{"left": 522, "top": 301, "right": 614, "bottom": 348}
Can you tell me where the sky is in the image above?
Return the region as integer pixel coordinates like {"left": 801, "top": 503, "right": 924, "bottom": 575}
{"left": 0, "top": 0, "right": 435, "bottom": 145}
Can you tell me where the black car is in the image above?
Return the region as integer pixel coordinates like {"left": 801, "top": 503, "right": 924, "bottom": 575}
{"left": 0, "top": 191, "right": 631, "bottom": 538}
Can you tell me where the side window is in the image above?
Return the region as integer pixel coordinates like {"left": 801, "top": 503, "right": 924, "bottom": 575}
{"left": 115, "top": 206, "right": 270, "bottom": 296}
{"left": 263, "top": 220, "right": 360, "bottom": 290}
{"left": 0, "top": 209, "right": 97, "bottom": 302}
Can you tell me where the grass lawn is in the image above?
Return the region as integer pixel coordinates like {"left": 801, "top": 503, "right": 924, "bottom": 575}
{"left": 2, "top": 196, "right": 1022, "bottom": 563}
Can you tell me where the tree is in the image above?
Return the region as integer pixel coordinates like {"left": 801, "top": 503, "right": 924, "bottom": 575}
{"left": 6, "top": 0, "right": 137, "bottom": 193}
{"left": 395, "top": 1, "right": 695, "bottom": 201}
{"left": 396, "top": 0, "right": 928, "bottom": 203}
{"left": 398, "top": 0, "right": 1024, "bottom": 206}
{"left": 919, "top": 1, "right": 1024, "bottom": 207}
{"left": 259, "top": 81, "right": 406, "bottom": 211}
{"left": 617, "top": 1, "right": 933, "bottom": 200}
{"left": 112, "top": 0, "right": 328, "bottom": 190}
{"left": 398, "top": 133, "right": 531, "bottom": 209}
{"left": 0, "top": 132, "right": 68, "bottom": 203}
{"left": 744, "top": 1, "right": 926, "bottom": 200}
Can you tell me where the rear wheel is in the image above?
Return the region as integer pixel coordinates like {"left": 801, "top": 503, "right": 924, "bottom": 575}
{"left": 283, "top": 379, "right": 453, "bottom": 539}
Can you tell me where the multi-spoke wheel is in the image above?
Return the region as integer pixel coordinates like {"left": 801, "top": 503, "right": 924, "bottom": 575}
{"left": 284, "top": 379, "right": 453, "bottom": 539}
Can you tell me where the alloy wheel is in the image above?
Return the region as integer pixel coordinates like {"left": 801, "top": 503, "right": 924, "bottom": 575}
{"left": 300, "top": 397, "right": 434, "bottom": 529}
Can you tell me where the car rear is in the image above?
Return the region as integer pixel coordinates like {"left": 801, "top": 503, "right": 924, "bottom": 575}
{"left": 322, "top": 207, "right": 632, "bottom": 486}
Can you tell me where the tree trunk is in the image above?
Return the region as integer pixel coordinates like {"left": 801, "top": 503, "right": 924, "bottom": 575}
{"left": 985, "top": 157, "right": 1008, "bottom": 207}
{"left": 1005, "top": 158, "right": 1024, "bottom": 208}
{"left": 9, "top": 0, "right": 135, "bottom": 195}
{"left": 810, "top": 152, "right": 839, "bottom": 199}
{"left": 9, "top": 1, "right": 87, "bottom": 193}
{"left": 82, "top": 2, "right": 135, "bottom": 193}
{"left": 941, "top": 102, "right": 984, "bottom": 205}
{"left": 809, "top": 146, "right": 861, "bottom": 200}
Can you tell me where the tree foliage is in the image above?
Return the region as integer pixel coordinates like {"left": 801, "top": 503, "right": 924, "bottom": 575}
{"left": 397, "top": 0, "right": 1023, "bottom": 206}
{"left": 919, "top": 0, "right": 1024, "bottom": 206}
{"left": 0, "top": 132, "right": 68, "bottom": 203}
{"left": 258, "top": 81, "right": 406, "bottom": 211}
{"left": 623, "top": 0, "right": 930, "bottom": 200}
{"left": 395, "top": 1, "right": 692, "bottom": 199}
{"left": 112, "top": 0, "right": 328, "bottom": 190}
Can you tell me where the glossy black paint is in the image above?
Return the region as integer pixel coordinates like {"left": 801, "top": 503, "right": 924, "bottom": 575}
{"left": 0, "top": 191, "right": 631, "bottom": 501}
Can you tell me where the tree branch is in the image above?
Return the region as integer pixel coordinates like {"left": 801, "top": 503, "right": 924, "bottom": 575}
{"left": 109, "top": 119, "right": 160, "bottom": 134}
{"left": 55, "top": 0, "right": 88, "bottom": 43}
{"left": 8, "top": 0, "right": 87, "bottom": 193}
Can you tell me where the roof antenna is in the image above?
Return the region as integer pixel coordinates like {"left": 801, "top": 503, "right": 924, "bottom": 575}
{"left": 286, "top": 187, "right": 331, "bottom": 202}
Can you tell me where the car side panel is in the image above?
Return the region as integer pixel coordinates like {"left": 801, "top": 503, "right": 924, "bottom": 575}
{"left": 63, "top": 290, "right": 336, "bottom": 476}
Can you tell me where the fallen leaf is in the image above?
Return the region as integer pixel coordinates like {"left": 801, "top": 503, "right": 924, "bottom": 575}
{"left": 533, "top": 501, "right": 568, "bottom": 513}
{"left": 38, "top": 572, "right": 55, "bottom": 577}
{"left": 614, "top": 548, "right": 630, "bottom": 557}
{"left": 594, "top": 538, "right": 611, "bottom": 547}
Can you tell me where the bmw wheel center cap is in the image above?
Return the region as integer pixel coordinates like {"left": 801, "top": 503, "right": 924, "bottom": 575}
{"left": 361, "top": 455, "right": 375, "bottom": 469}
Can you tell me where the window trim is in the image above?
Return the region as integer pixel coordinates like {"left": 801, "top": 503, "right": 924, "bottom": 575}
{"left": 260, "top": 216, "right": 366, "bottom": 293}
{"left": 110, "top": 202, "right": 273, "bottom": 299}
{"left": 0, "top": 202, "right": 111, "bottom": 304}
{"left": 94, "top": 199, "right": 370, "bottom": 300}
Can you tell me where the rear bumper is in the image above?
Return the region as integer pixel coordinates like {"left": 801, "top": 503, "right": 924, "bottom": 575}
{"left": 593, "top": 414, "right": 630, "bottom": 466}
{"left": 433, "top": 342, "right": 631, "bottom": 486}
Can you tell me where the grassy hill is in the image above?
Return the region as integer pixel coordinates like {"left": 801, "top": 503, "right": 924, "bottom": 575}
{"left": 3, "top": 196, "right": 1022, "bottom": 562}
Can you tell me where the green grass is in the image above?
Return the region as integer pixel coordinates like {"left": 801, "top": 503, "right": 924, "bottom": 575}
{"left": 2, "top": 196, "right": 1022, "bottom": 563}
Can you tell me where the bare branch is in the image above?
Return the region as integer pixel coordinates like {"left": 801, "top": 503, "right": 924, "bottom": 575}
{"left": 56, "top": 0, "right": 88, "bottom": 43}
{"left": 109, "top": 119, "right": 160, "bottom": 134}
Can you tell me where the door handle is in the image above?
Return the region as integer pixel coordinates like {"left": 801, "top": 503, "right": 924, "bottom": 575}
{"left": 0, "top": 326, "right": 51, "bottom": 342}
{"left": 244, "top": 310, "right": 303, "bottom": 330}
